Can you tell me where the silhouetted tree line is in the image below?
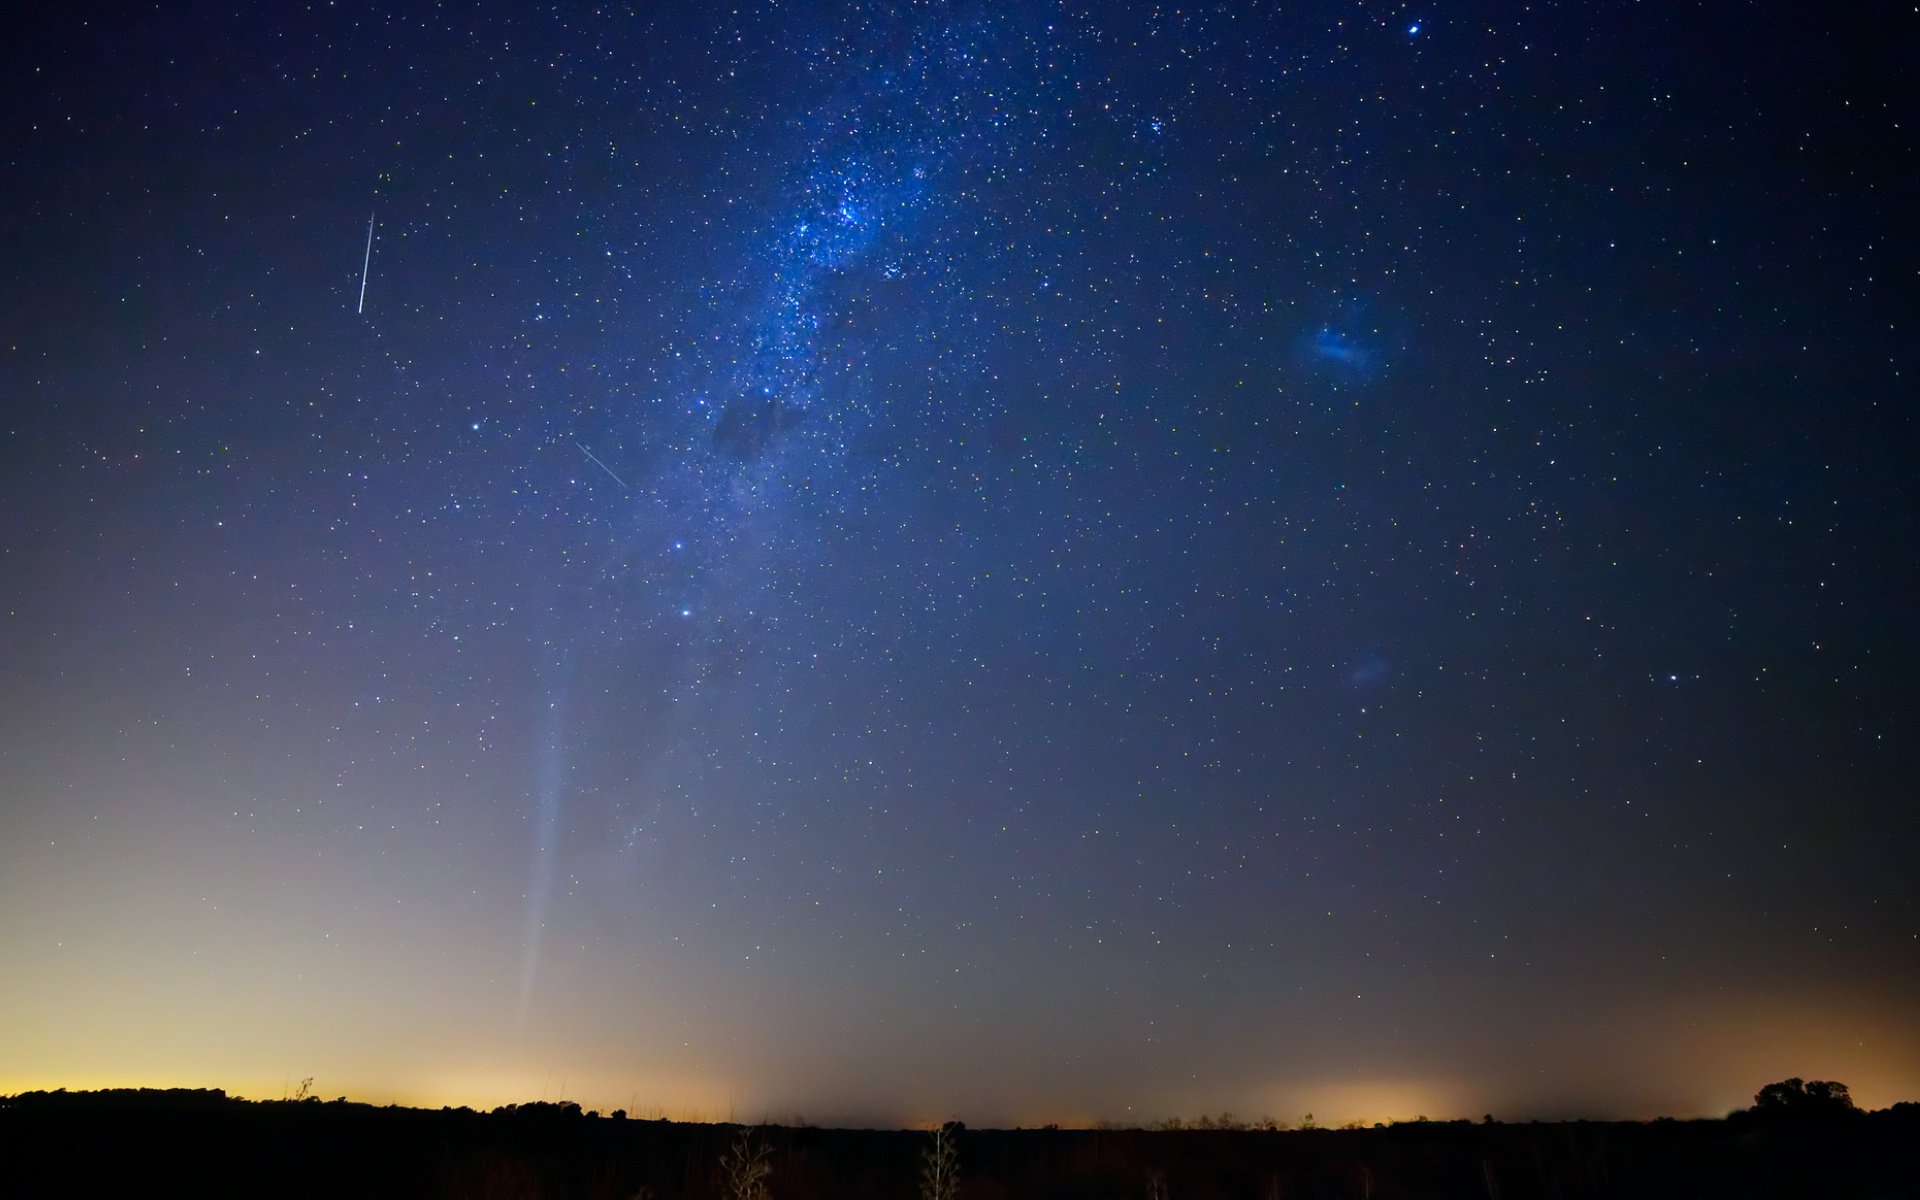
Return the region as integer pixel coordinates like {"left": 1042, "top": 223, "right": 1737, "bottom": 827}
{"left": 3, "top": 1080, "right": 1916, "bottom": 1199}
{"left": 0, "top": 1086, "right": 235, "bottom": 1108}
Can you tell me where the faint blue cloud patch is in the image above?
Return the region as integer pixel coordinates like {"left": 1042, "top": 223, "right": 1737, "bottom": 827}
{"left": 1311, "top": 324, "right": 1377, "bottom": 377}
{"left": 1298, "top": 299, "right": 1398, "bottom": 384}
{"left": 1347, "top": 655, "right": 1391, "bottom": 689}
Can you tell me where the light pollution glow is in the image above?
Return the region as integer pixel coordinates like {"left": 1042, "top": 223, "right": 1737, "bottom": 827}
{"left": 3, "top": 983, "right": 1913, "bottom": 1126}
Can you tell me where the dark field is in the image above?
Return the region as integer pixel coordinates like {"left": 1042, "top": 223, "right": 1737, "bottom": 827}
{"left": 5, "top": 1089, "right": 1917, "bottom": 1199}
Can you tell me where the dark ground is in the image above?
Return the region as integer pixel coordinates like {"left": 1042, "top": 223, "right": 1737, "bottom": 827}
{"left": 4, "top": 1089, "right": 1917, "bottom": 1199}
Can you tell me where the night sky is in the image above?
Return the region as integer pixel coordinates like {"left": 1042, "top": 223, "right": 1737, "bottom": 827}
{"left": 3, "top": 1, "right": 1916, "bottom": 1127}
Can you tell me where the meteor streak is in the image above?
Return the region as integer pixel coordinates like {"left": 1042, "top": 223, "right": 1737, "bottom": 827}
{"left": 574, "top": 441, "right": 627, "bottom": 487}
{"left": 357, "top": 212, "right": 374, "bottom": 314}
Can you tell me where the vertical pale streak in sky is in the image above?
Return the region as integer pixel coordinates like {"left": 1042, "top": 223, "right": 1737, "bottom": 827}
{"left": 518, "top": 692, "right": 568, "bottom": 1035}
{"left": 357, "top": 212, "right": 374, "bottom": 314}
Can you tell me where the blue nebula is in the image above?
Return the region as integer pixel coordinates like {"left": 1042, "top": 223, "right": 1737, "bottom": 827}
{"left": 1347, "top": 655, "right": 1391, "bottom": 689}
{"left": 1312, "top": 326, "right": 1373, "bottom": 370}
{"left": 1305, "top": 324, "right": 1380, "bottom": 382}
{"left": 1299, "top": 298, "right": 1397, "bottom": 384}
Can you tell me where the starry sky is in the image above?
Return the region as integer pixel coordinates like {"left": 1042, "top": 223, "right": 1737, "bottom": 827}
{"left": 3, "top": 1, "right": 1916, "bottom": 1127}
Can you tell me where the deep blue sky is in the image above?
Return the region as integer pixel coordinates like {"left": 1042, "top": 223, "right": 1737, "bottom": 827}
{"left": 3, "top": 1, "right": 1915, "bottom": 1124}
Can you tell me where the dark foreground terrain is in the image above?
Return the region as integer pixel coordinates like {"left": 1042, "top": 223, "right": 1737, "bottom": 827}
{"left": 4, "top": 1089, "right": 1916, "bottom": 1199}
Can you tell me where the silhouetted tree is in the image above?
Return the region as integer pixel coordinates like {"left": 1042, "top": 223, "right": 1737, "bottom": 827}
{"left": 920, "top": 1121, "right": 960, "bottom": 1200}
{"left": 1806, "top": 1080, "right": 1853, "bottom": 1109}
{"left": 720, "top": 1128, "right": 772, "bottom": 1200}
{"left": 1753, "top": 1078, "right": 1856, "bottom": 1116}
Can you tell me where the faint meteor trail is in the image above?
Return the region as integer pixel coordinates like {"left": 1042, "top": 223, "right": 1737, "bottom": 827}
{"left": 517, "top": 691, "right": 568, "bottom": 1037}
{"left": 574, "top": 441, "right": 627, "bottom": 486}
{"left": 357, "top": 212, "right": 374, "bottom": 313}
